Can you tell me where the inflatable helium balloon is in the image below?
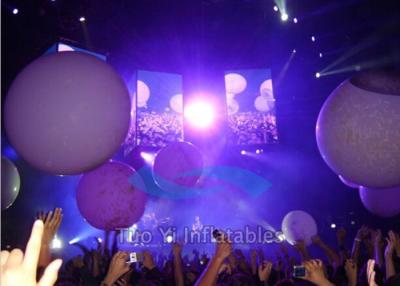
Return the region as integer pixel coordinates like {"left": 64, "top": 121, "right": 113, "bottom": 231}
{"left": 224, "top": 73, "right": 247, "bottom": 94}
{"left": 316, "top": 70, "right": 400, "bottom": 188}
{"left": 281, "top": 210, "right": 318, "bottom": 246}
{"left": 1, "top": 157, "right": 21, "bottom": 210}
{"left": 153, "top": 142, "right": 204, "bottom": 192}
{"left": 338, "top": 175, "right": 359, "bottom": 189}
{"left": 359, "top": 186, "right": 400, "bottom": 218}
{"left": 4, "top": 52, "right": 131, "bottom": 175}
{"left": 76, "top": 161, "right": 147, "bottom": 230}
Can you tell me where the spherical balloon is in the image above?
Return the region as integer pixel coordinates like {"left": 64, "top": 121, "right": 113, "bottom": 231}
{"left": 170, "top": 94, "right": 183, "bottom": 113}
{"left": 338, "top": 175, "right": 359, "bottom": 189}
{"left": 359, "top": 186, "right": 400, "bottom": 218}
{"left": 254, "top": 96, "right": 274, "bottom": 112}
{"left": 153, "top": 142, "right": 204, "bottom": 192}
{"left": 4, "top": 52, "right": 131, "bottom": 175}
{"left": 224, "top": 73, "right": 247, "bottom": 94}
{"left": 76, "top": 161, "right": 147, "bottom": 230}
{"left": 316, "top": 71, "right": 400, "bottom": 188}
{"left": 281, "top": 210, "right": 318, "bottom": 246}
{"left": 137, "top": 80, "right": 150, "bottom": 107}
{"left": 1, "top": 157, "right": 21, "bottom": 210}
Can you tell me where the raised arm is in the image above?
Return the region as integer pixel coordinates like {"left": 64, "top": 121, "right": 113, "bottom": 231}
{"left": 301, "top": 259, "right": 334, "bottom": 286}
{"left": 294, "top": 240, "right": 312, "bottom": 261}
{"left": 311, "top": 235, "right": 340, "bottom": 267}
{"left": 37, "top": 208, "right": 63, "bottom": 268}
{"left": 384, "top": 230, "right": 398, "bottom": 280}
{"left": 195, "top": 239, "right": 231, "bottom": 286}
{"left": 351, "top": 225, "right": 368, "bottom": 263}
{"left": 172, "top": 243, "right": 184, "bottom": 286}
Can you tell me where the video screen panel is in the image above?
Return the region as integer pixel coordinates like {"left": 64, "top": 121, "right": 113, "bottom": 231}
{"left": 224, "top": 69, "right": 278, "bottom": 145}
{"left": 136, "top": 70, "right": 184, "bottom": 147}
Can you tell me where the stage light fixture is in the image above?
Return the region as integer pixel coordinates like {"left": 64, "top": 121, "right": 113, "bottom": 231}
{"left": 273, "top": 5, "right": 278, "bottom": 11}
{"left": 311, "top": 36, "right": 316, "bottom": 42}
{"left": 256, "top": 149, "right": 261, "bottom": 154}
{"left": 292, "top": 49, "right": 296, "bottom": 53}
{"left": 166, "top": 235, "right": 173, "bottom": 243}
{"left": 241, "top": 150, "right": 246, "bottom": 155}
{"left": 293, "top": 17, "right": 298, "bottom": 23}
{"left": 184, "top": 99, "right": 216, "bottom": 129}
{"left": 315, "top": 72, "right": 321, "bottom": 78}
{"left": 12, "top": 8, "right": 19, "bottom": 15}
{"left": 281, "top": 13, "right": 288, "bottom": 21}
{"left": 79, "top": 16, "right": 86, "bottom": 22}
{"left": 140, "top": 152, "right": 155, "bottom": 164}
{"left": 51, "top": 236, "right": 63, "bottom": 249}
{"left": 330, "top": 223, "right": 336, "bottom": 229}
{"left": 319, "top": 52, "right": 323, "bottom": 58}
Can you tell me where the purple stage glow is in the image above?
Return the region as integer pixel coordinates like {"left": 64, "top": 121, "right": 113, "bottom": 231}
{"left": 184, "top": 98, "right": 216, "bottom": 129}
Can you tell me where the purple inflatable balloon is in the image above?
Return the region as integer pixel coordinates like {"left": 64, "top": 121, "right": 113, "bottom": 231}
{"left": 152, "top": 142, "right": 204, "bottom": 191}
{"left": 338, "top": 175, "right": 359, "bottom": 189}
{"left": 316, "top": 71, "right": 400, "bottom": 188}
{"left": 1, "top": 157, "right": 21, "bottom": 210}
{"left": 359, "top": 186, "right": 400, "bottom": 218}
{"left": 4, "top": 52, "right": 131, "bottom": 175}
{"left": 76, "top": 161, "right": 147, "bottom": 230}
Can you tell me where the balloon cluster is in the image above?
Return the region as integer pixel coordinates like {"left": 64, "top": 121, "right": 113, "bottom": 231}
{"left": 316, "top": 70, "right": 400, "bottom": 217}
{"left": 3, "top": 52, "right": 148, "bottom": 229}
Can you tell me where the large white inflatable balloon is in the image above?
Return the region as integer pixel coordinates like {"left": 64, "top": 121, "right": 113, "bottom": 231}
{"left": 316, "top": 71, "right": 400, "bottom": 188}
{"left": 137, "top": 80, "right": 150, "bottom": 107}
{"left": 359, "top": 186, "right": 400, "bottom": 218}
{"left": 224, "top": 73, "right": 247, "bottom": 94}
{"left": 170, "top": 94, "right": 183, "bottom": 113}
{"left": 281, "top": 210, "right": 318, "bottom": 245}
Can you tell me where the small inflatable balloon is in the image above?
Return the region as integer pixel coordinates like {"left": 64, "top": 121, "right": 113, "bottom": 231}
{"left": 4, "top": 52, "right": 131, "bottom": 175}
{"left": 137, "top": 80, "right": 150, "bottom": 107}
{"left": 316, "top": 70, "right": 400, "bottom": 188}
{"left": 169, "top": 94, "right": 183, "bottom": 113}
{"left": 281, "top": 210, "right": 318, "bottom": 246}
{"left": 76, "top": 161, "right": 147, "bottom": 230}
{"left": 1, "top": 157, "right": 21, "bottom": 210}
{"left": 153, "top": 142, "right": 204, "bottom": 192}
{"left": 359, "top": 186, "right": 400, "bottom": 218}
{"left": 338, "top": 175, "right": 359, "bottom": 189}
{"left": 224, "top": 73, "right": 247, "bottom": 94}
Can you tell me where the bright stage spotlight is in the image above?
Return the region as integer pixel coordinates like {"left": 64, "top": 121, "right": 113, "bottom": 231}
{"left": 330, "top": 223, "right": 337, "bottom": 229}
{"left": 293, "top": 17, "right": 298, "bottom": 23}
{"left": 281, "top": 13, "right": 288, "bottom": 21}
{"left": 140, "top": 152, "right": 155, "bottom": 164}
{"left": 277, "top": 233, "right": 286, "bottom": 242}
{"left": 315, "top": 72, "right": 321, "bottom": 78}
{"left": 256, "top": 149, "right": 261, "bottom": 154}
{"left": 166, "top": 235, "right": 173, "bottom": 243}
{"left": 292, "top": 49, "right": 296, "bottom": 53}
{"left": 184, "top": 99, "right": 216, "bottom": 129}
{"left": 51, "top": 236, "right": 63, "bottom": 249}
{"left": 68, "top": 237, "right": 80, "bottom": 245}
{"left": 311, "top": 36, "right": 316, "bottom": 42}
{"left": 319, "top": 52, "right": 323, "bottom": 58}
{"left": 79, "top": 16, "right": 86, "bottom": 22}
{"left": 241, "top": 150, "right": 247, "bottom": 155}
{"left": 273, "top": 5, "right": 278, "bottom": 11}
{"left": 12, "top": 8, "right": 19, "bottom": 15}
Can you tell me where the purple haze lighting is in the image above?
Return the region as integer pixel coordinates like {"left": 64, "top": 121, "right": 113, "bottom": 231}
{"left": 184, "top": 99, "right": 216, "bottom": 129}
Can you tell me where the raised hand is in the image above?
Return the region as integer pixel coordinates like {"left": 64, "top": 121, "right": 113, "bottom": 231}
{"left": 103, "top": 251, "right": 130, "bottom": 285}
{"left": 1, "top": 220, "right": 62, "bottom": 286}
{"left": 258, "top": 261, "right": 273, "bottom": 282}
{"left": 173, "top": 243, "right": 183, "bottom": 257}
{"left": 385, "top": 230, "right": 397, "bottom": 258}
{"left": 344, "top": 259, "right": 357, "bottom": 286}
{"left": 37, "top": 208, "right": 63, "bottom": 246}
{"left": 356, "top": 225, "right": 369, "bottom": 241}
{"left": 302, "top": 259, "right": 334, "bottom": 286}
{"left": 336, "top": 227, "right": 347, "bottom": 245}
{"left": 367, "top": 259, "right": 378, "bottom": 286}
{"left": 311, "top": 235, "right": 322, "bottom": 245}
{"left": 215, "top": 241, "right": 232, "bottom": 262}
{"left": 143, "top": 251, "right": 156, "bottom": 270}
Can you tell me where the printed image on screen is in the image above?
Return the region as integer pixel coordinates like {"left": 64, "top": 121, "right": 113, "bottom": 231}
{"left": 224, "top": 69, "right": 278, "bottom": 145}
{"left": 136, "top": 70, "right": 184, "bottom": 147}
